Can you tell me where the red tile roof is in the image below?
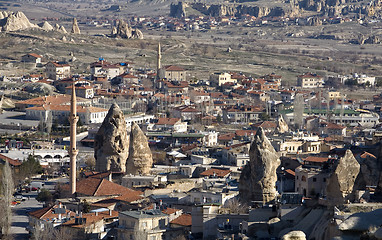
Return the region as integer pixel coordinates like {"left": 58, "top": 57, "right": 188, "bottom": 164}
{"left": 27, "top": 53, "right": 42, "bottom": 58}
{"left": 170, "top": 214, "right": 192, "bottom": 226}
{"left": 62, "top": 210, "right": 118, "bottom": 228}
{"left": 29, "top": 204, "right": 75, "bottom": 220}
{"left": 165, "top": 65, "right": 185, "bottom": 71}
{"left": 0, "top": 153, "right": 21, "bottom": 166}
{"left": 200, "top": 168, "right": 231, "bottom": 178}
{"left": 156, "top": 118, "right": 181, "bottom": 125}
{"left": 304, "top": 156, "right": 329, "bottom": 163}
{"left": 74, "top": 178, "right": 143, "bottom": 201}
{"left": 285, "top": 169, "right": 295, "bottom": 176}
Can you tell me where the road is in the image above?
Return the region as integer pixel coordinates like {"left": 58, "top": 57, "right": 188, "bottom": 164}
{"left": 10, "top": 178, "right": 66, "bottom": 240}
{"left": 11, "top": 191, "right": 43, "bottom": 240}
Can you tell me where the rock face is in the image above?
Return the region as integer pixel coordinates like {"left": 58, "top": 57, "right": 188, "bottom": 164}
{"left": 170, "top": 2, "right": 187, "bottom": 18}
{"left": 94, "top": 104, "right": 129, "bottom": 173}
{"left": 277, "top": 115, "right": 289, "bottom": 133}
{"left": 54, "top": 23, "right": 67, "bottom": 33}
{"left": 111, "top": 20, "right": 144, "bottom": 39}
{"left": 282, "top": 231, "right": 306, "bottom": 240}
{"left": 132, "top": 28, "right": 144, "bottom": 39}
{"left": 326, "top": 150, "right": 360, "bottom": 205}
{"left": 71, "top": 18, "right": 80, "bottom": 34}
{"left": 125, "top": 122, "right": 153, "bottom": 175}
{"left": 239, "top": 127, "right": 280, "bottom": 203}
{"left": 38, "top": 21, "right": 54, "bottom": 31}
{"left": 0, "top": 11, "right": 36, "bottom": 32}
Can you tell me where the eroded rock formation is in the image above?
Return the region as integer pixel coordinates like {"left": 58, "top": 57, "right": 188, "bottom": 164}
{"left": 282, "top": 231, "right": 306, "bottom": 240}
{"left": 53, "top": 23, "right": 67, "bottom": 33}
{"left": 39, "top": 21, "right": 53, "bottom": 31}
{"left": 126, "top": 122, "right": 153, "bottom": 175}
{"left": 239, "top": 127, "right": 280, "bottom": 203}
{"left": 94, "top": 103, "right": 129, "bottom": 173}
{"left": 71, "top": 18, "right": 80, "bottom": 34}
{"left": 326, "top": 150, "right": 360, "bottom": 205}
{"left": 277, "top": 115, "right": 289, "bottom": 133}
{"left": 111, "top": 20, "right": 144, "bottom": 39}
{"left": 0, "top": 11, "right": 36, "bottom": 32}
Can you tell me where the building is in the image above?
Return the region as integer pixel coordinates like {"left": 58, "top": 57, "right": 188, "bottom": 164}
{"left": 173, "top": 106, "right": 202, "bottom": 121}
{"left": 221, "top": 142, "right": 250, "bottom": 167}
{"left": 163, "top": 65, "right": 186, "bottom": 81}
{"left": 210, "top": 72, "right": 237, "bottom": 87}
{"left": 15, "top": 94, "right": 91, "bottom": 111}
{"left": 28, "top": 203, "right": 75, "bottom": 231}
{"left": 116, "top": 73, "right": 139, "bottom": 85}
{"left": 297, "top": 73, "right": 324, "bottom": 88}
{"left": 222, "top": 106, "right": 262, "bottom": 124}
{"left": 121, "top": 175, "right": 168, "bottom": 188}
{"left": 118, "top": 209, "right": 168, "bottom": 240}
{"left": 65, "top": 85, "right": 94, "bottom": 99}
{"left": 148, "top": 118, "right": 187, "bottom": 132}
{"left": 45, "top": 61, "right": 71, "bottom": 80}
{"left": 21, "top": 53, "right": 42, "bottom": 65}
{"left": 61, "top": 210, "right": 118, "bottom": 239}
{"left": 294, "top": 166, "right": 330, "bottom": 198}
{"left": 25, "top": 105, "right": 108, "bottom": 124}
{"left": 90, "top": 59, "right": 120, "bottom": 80}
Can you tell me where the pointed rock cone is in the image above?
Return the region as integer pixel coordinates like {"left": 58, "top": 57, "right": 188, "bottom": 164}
{"left": 239, "top": 127, "right": 280, "bottom": 203}
{"left": 71, "top": 18, "right": 80, "bottom": 34}
{"left": 94, "top": 103, "right": 129, "bottom": 172}
{"left": 326, "top": 150, "right": 360, "bottom": 205}
{"left": 126, "top": 122, "right": 153, "bottom": 175}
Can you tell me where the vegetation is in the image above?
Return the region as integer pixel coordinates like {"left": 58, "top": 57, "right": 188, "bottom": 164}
{"left": 0, "top": 161, "right": 14, "bottom": 240}
{"left": 36, "top": 188, "right": 53, "bottom": 204}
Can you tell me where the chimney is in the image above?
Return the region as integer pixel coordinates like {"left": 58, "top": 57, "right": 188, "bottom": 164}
{"left": 95, "top": 211, "right": 98, "bottom": 216}
{"left": 59, "top": 202, "right": 62, "bottom": 208}
{"left": 109, "top": 209, "right": 112, "bottom": 216}
{"left": 153, "top": 203, "right": 157, "bottom": 209}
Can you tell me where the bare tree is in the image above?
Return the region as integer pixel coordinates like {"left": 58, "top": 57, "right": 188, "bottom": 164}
{"left": 223, "top": 198, "right": 248, "bottom": 214}
{"left": 0, "top": 161, "right": 14, "bottom": 239}
{"left": 293, "top": 93, "right": 304, "bottom": 129}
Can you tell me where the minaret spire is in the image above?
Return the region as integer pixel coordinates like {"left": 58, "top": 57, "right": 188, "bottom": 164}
{"left": 157, "top": 42, "right": 161, "bottom": 80}
{"left": 69, "top": 82, "right": 78, "bottom": 195}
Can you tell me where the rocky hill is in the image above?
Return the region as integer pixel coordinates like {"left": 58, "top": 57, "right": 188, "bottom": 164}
{"left": 170, "top": 0, "right": 382, "bottom": 19}
{"left": 0, "top": 11, "right": 37, "bottom": 32}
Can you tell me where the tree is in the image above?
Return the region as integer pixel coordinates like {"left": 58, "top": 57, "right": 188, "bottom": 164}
{"left": 216, "top": 114, "right": 222, "bottom": 123}
{"left": 223, "top": 198, "right": 248, "bottom": 214}
{"left": 20, "top": 155, "right": 43, "bottom": 179}
{"left": 36, "top": 188, "right": 53, "bottom": 204}
{"left": 82, "top": 199, "right": 91, "bottom": 213}
{"left": 0, "top": 161, "right": 14, "bottom": 239}
{"left": 84, "top": 156, "right": 96, "bottom": 170}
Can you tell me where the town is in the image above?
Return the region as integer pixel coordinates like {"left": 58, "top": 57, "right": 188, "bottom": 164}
{"left": 2, "top": 3, "right": 382, "bottom": 240}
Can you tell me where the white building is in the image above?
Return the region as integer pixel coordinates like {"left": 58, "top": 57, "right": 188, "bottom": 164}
{"left": 210, "top": 72, "right": 237, "bottom": 86}
{"left": 45, "top": 62, "right": 71, "bottom": 80}
{"left": 26, "top": 105, "right": 108, "bottom": 124}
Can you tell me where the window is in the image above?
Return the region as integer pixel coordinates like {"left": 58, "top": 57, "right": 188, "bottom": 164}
{"left": 313, "top": 178, "right": 317, "bottom": 182}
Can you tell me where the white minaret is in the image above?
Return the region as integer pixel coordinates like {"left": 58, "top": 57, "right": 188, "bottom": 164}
{"left": 157, "top": 42, "right": 161, "bottom": 80}
{"left": 69, "top": 83, "right": 78, "bottom": 195}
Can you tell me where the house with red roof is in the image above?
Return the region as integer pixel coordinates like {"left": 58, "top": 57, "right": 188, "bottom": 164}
{"left": 173, "top": 105, "right": 202, "bottom": 121}
{"left": 61, "top": 209, "right": 118, "bottom": 239}
{"left": 28, "top": 203, "right": 76, "bottom": 232}
{"left": 22, "top": 53, "right": 42, "bottom": 65}
{"left": 149, "top": 118, "right": 187, "bottom": 132}
{"left": 116, "top": 73, "right": 139, "bottom": 85}
{"left": 163, "top": 65, "right": 186, "bottom": 81}
{"left": 297, "top": 72, "right": 324, "bottom": 88}
{"left": 45, "top": 61, "right": 71, "bottom": 80}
